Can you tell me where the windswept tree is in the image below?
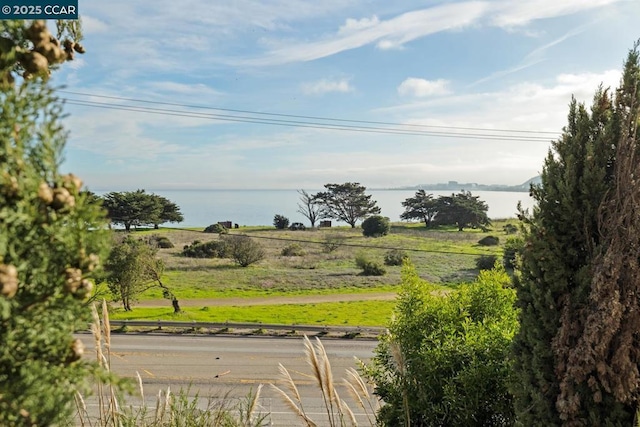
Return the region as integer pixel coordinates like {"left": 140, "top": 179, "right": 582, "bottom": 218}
{"left": 434, "top": 191, "right": 490, "bottom": 231}
{"left": 400, "top": 190, "right": 438, "bottom": 227}
{"left": 102, "top": 190, "right": 183, "bottom": 231}
{"left": 0, "top": 19, "right": 113, "bottom": 426}
{"left": 315, "top": 182, "right": 380, "bottom": 228}
{"left": 297, "top": 189, "right": 323, "bottom": 227}
{"left": 512, "top": 44, "right": 640, "bottom": 425}
{"left": 105, "top": 236, "right": 180, "bottom": 313}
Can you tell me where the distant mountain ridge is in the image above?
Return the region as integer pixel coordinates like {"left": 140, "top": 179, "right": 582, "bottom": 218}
{"left": 389, "top": 176, "right": 541, "bottom": 193}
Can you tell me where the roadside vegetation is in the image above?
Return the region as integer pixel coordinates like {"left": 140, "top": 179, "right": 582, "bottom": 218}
{"left": 105, "top": 220, "right": 516, "bottom": 325}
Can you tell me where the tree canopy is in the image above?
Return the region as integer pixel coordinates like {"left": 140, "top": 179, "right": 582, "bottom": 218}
{"left": 105, "top": 236, "right": 180, "bottom": 313}
{"left": 102, "top": 190, "right": 183, "bottom": 231}
{"left": 512, "top": 44, "right": 640, "bottom": 425}
{"left": 0, "top": 19, "right": 113, "bottom": 426}
{"left": 400, "top": 190, "right": 438, "bottom": 227}
{"left": 365, "top": 263, "right": 518, "bottom": 426}
{"left": 434, "top": 191, "right": 490, "bottom": 231}
{"left": 314, "top": 182, "right": 380, "bottom": 228}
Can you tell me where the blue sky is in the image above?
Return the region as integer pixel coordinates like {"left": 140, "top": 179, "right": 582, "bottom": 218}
{"left": 54, "top": 0, "right": 639, "bottom": 190}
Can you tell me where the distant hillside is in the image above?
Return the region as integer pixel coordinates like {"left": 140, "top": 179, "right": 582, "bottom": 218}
{"left": 392, "top": 176, "right": 541, "bottom": 192}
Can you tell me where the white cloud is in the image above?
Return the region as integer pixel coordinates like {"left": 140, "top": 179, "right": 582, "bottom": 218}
{"left": 245, "top": 2, "right": 488, "bottom": 65}
{"left": 144, "top": 81, "right": 223, "bottom": 98}
{"left": 490, "top": 0, "right": 622, "bottom": 28}
{"left": 301, "top": 78, "right": 353, "bottom": 95}
{"left": 398, "top": 78, "right": 451, "bottom": 97}
{"left": 81, "top": 15, "right": 109, "bottom": 34}
{"left": 338, "top": 16, "right": 380, "bottom": 34}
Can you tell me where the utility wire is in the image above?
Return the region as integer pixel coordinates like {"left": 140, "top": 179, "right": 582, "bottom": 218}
{"left": 63, "top": 98, "right": 554, "bottom": 142}
{"left": 59, "top": 89, "right": 560, "bottom": 136}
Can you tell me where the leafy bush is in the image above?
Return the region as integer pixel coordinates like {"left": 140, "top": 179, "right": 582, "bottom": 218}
{"left": 503, "top": 223, "right": 518, "bottom": 234}
{"left": 182, "top": 240, "right": 228, "bottom": 258}
{"left": 281, "top": 243, "right": 306, "bottom": 257}
{"left": 478, "top": 235, "right": 499, "bottom": 246}
{"left": 355, "top": 253, "right": 386, "bottom": 276}
{"left": 321, "top": 234, "right": 346, "bottom": 253}
{"left": 273, "top": 214, "right": 290, "bottom": 230}
{"left": 476, "top": 254, "right": 498, "bottom": 270}
{"left": 289, "top": 222, "right": 306, "bottom": 230}
{"left": 203, "top": 223, "right": 228, "bottom": 234}
{"left": 503, "top": 236, "right": 524, "bottom": 270}
{"left": 361, "top": 215, "right": 390, "bottom": 237}
{"left": 224, "top": 236, "right": 265, "bottom": 267}
{"left": 364, "top": 264, "right": 518, "bottom": 426}
{"left": 384, "top": 249, "right": 408, "bottom": 266}
{"left": 148, "top": 234, "right": 174, "bottom": 248}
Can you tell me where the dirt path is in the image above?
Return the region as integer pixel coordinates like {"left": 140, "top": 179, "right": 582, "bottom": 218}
{"left": 137, "top": 292, "right": 398, "bottom": 308}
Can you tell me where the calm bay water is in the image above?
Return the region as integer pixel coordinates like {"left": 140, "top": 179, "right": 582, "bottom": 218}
{"left": 146, "top": 189, "right": 535, "bottom": 228}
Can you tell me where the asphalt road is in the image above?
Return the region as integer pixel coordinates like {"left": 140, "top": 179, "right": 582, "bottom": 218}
{"left": 77, "top": 333, "right": 380, "bottom": 426}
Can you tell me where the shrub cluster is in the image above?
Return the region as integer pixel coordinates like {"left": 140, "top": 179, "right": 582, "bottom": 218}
{"left": 147, "top": 234, "right": 174, "bottom": 248}
{"left": 362, "top": 215, "right": 390, "bottom": 237}
{"left": 384, "top": 249, "right": 408, "bottom": 266}
{"left": 281, "top": 243, "right": 306, "bottom": 257}
{"left": 203, "top": 223, "right": 228, "bottom": 234}
{"left": 182, "top": 240, "right": 228, "bottom": 258}
{"left": 273, "top": 214, "right": 290, "bottom": 230}
{"left": 355, "top": 253, "right": 386, "bottom": 276}
{"left": 224, "top": 235, "right": 265, "bottom": 267}
{"left": 475, "top": 254, "right": 498, "bottom": 270}
{"left": 478, "top": 235, "right": 499, "bottom": 246}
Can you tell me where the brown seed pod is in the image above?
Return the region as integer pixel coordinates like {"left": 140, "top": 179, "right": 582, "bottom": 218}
{"left": 84, "top": 253, "right": 100, "bottom": 272}
{"left": 20, "top": 51, "right": 49, "bottom": 75}
{"left": 73, "top": 43, "right": 85, "bottom": 54}
{"left": 62, "top": 39, "right": 75, "bottom": 60}
{"left": 62, "top": 173, "right": 83, "bottom": 193}
{"left": 51, "top": 187, "right": 75, "bottom": 210}
{"left": 64, "top": 267, "right": 82, "bottom": 293}
{"left": 35, "top": 40, "right": 65, "bottom": 64}
{"left": 25, "top": 20, "right": 48, "bottom": 44}
{"left": 67, "top": 338, "right": 85, "bottom": 362}
{"left": 74, "top": 279, "right": 94, "bottom": 300}
{"left": 0, "top": 264, "right": 19, "bottom": 298}
{"left": 38, "top": 182, "right": 54, "bottom": 205}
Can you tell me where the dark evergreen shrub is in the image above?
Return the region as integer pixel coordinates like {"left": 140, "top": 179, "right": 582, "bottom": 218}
{"left": 362, "top": 215, "right": 390, "bottom": 237}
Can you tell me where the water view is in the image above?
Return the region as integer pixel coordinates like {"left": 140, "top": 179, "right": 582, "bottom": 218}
{"left": 143, "top": 189, "right": 536, "bottom": 228}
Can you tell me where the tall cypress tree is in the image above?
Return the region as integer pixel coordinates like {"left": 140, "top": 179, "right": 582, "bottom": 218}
{"left": 512, "top": 44, "right": 640, "bottom": 425}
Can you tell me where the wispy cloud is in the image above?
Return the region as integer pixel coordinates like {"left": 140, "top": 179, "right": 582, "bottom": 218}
{"left": 490, "top": 0, "right": 622, "bottom": 28}
{"left": 301, "top": 78, "right": 353, "bottom": 95}
{"left": 242, "top": 2, "right": 488, "bottom": 65}
{"left": 398, "top": 78, "right": 451, "bottom": 97}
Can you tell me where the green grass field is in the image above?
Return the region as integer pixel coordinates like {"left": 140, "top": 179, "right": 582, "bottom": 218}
{"left": 107, "top": 220, "right": 518, "bottom": 326}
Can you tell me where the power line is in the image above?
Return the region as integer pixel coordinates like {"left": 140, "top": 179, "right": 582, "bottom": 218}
{"left": 59, "top": 89, "right": 560, "bottom": 136}
{"left": 62, "top": 98, "right": 554, "bottom": 142}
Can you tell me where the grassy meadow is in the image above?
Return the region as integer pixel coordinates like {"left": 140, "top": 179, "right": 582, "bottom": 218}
{"left": 107, "top": 220, "right": 518, "bottom": 326}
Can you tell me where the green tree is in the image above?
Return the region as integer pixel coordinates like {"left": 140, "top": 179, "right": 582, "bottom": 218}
{"left": 273, "top": 214, "right": 290, "bottom": 230}
{"left": 400, "top": 190, "right": 438, "bottom": 227}
{"left": 361, "top": 215, "right": 390, "bottom": 237}
{"left": 511, "top": 45, "right": 640, "bottom": 425}
{"left": 315, "top": 182, "right": 380, "bottom": 228}
{"left": 224, "top": 235, "right": 265, "bottom": 267}
{"left": 105, "top": 236, "right": 180, "bottom": 313}
{"left": 102, "top": 190, "right": 183, "bottom": 231}
{"left": 297, "top": 189, "right": 323, "bottom": 227}
{"left": 154, "top": 195, "right": 184, "bottom": 229}
{"left": 364, "top": 263, "right": 518, "bottom": 427}
{"left": 434, "top": 191, "right": 490, "bottom": 231}
{"left": 0, "top": 20, "right": 113, "bottom": 426}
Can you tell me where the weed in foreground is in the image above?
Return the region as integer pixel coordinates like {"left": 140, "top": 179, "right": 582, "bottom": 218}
{"left": 76, "top": 300, "right": 268, "bottom": 426}
{"left": 270, "top": 335, "right": 379, "bottom": 427}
